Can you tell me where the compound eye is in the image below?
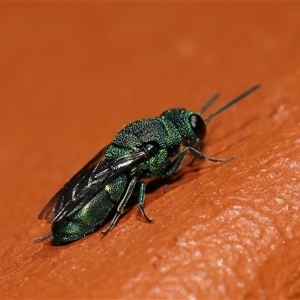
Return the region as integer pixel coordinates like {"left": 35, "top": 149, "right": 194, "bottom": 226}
{"left": 189, "top": 114, "right": 206, "bottom": 140}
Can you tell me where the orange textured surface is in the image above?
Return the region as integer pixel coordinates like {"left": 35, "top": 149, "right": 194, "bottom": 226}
{"left": 1, "top": 3, "right": 300, "bottom": 299}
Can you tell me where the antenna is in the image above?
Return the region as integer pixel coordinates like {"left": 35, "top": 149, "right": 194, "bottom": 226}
{"left": 204, "top": 84, "right": 261, "bottom": 125}
{"left": 198, "top": 92, "right": 220, "bottom": 116}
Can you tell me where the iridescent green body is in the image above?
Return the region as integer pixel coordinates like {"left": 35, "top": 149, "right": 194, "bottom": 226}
{"left": 51, "top": 113, "right": 196, "bottom": 243}
{"left": 38, "top": 85, "right": 260, "bottom": 244}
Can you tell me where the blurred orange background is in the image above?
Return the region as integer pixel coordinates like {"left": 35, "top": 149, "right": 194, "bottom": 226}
{"left": 1, "top": 3, "right": 300, "bottom": 298}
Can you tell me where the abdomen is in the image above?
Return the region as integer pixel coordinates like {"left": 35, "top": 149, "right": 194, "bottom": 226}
{"left": 52, "top": 175, "right": 128, "bottom": 243}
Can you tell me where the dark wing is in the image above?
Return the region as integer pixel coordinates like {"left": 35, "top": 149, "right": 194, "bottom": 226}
{"left": 38, "top": 144, "right": 150, "bottom": 223}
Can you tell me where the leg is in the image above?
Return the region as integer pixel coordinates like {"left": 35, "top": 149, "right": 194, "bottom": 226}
{"left": 102, "top": 176, "right": 138, "bottom": 234}
{"left": 162, "top": 147, "right": 233, "bottom": 177}
{"left": 188, "top": 147, "right": 233, "bottom": 163}
{"left": 137, "top": 181, "right": 152, "bottom": 223}
{"left": 162, "top": 147, "right": 189, "bottom": 177}
{"left": 34, "top": 232, "right": 52, "bottom": 243}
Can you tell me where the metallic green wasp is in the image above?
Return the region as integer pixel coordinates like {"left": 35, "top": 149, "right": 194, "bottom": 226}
{"left": 38, "top": 84, "right": 260, "bottom": 244}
